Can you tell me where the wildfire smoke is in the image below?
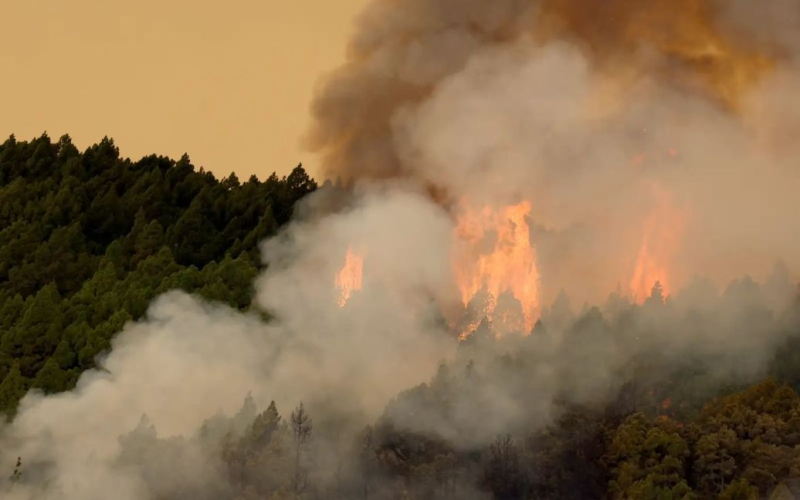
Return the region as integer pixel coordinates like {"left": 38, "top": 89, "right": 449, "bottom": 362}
{"left": 313, "top": 0, "right": 800, "bottom": 313}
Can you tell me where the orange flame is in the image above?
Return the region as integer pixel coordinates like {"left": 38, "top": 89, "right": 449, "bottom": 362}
{"left": 629, "top": 186, "right": 687, "bottom": 303}
{"left": 335, "top": 247, "right": 364, "bottom": 307}
{"left": 454, "top": 201, "right": 541, "bottom": 337}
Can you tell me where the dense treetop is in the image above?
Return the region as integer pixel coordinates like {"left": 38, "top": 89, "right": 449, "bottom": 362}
{"left": 0, "top": 133, "right": 316, "bottom": 413}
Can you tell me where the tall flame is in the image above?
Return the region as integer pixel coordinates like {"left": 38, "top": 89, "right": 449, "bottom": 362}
{"left": 335, "top": 247, "right": 364, "bottom": 307}
{"left": 629, "top": 186, "right": 687, "bottom": 303}
{"left": 454, "top": 201, "right": 541, "bottom": 336}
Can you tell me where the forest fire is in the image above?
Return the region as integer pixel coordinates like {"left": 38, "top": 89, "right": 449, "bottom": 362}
{"left": 629, "top": 185, "right": 687, "bottom": 303}
{"left": 8, "top": 0, "right": 800, "bottom": 497}
{"left": 331, "top": 201, "right": 540, "bottom": 337}
{"left": 335, "top": 247, "right": 364, "bottom": 307}
{"left": 331, "top": 184, "right": 686, "bottom": 328}
{"left": 453, "top": 201, "right": 541, "bottom": 337}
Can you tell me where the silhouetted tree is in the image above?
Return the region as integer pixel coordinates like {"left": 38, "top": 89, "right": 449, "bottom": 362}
{"left": 291, "top": 401, "right": 313, "bottom": 494}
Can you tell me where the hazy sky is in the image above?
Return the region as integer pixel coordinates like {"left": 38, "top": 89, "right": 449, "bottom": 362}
{"left": 0, "top": 0, "right": 368, "bottom": 180}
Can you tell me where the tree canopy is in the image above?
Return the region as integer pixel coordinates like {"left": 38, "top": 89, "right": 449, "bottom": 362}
{"left": 0, "top": 133, "right": 316, "bottom": 413}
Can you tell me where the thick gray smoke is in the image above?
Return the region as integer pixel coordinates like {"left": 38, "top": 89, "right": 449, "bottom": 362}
{"left": 3, "top": 0, "right": 800, "bottom": 498}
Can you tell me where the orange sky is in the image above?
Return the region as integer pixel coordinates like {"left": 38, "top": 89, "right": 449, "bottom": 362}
{"left": 0, "top": 0, "right": 369, "bottom": 180}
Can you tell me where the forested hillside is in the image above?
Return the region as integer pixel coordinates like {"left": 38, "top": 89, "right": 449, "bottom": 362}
{"left": 4, "top": 133, "right": 800, "bottom": 500}
{"left": 0, "top": 133, "right": 316, "bottom": 414}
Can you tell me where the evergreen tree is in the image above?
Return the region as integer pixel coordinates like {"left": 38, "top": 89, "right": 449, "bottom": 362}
{"left": 32, "top": 357, "right": 70, "bottom": 394}
{"left": 0, "top": 133, "right": 317, "bottom": 411}
{"left": 291, "top": 402, "right": 313, "bottom": 494}
{"left": 0, "top": 364, "right": 27, "bottom": 415}
{"left": 720, "top": 478, "right": 758, "bottom": 500}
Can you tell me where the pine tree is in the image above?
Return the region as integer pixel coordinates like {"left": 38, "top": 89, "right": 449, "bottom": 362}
{"left": 0, "top": 134, "right": 316, "bottom": 412}
{"left": 52, "top": 339, "right": 76, "bottom": 370}
{"left": 245, "top": 401, "right": 282, "bottom": 452}
{"left": 290, "top": 402, "right": 313, "bottom": 494}
{"left": 720, "top": 478, "right": 758, "bottom": 500}
{"left": 0, "top": 364, "right": 27, "bottom": 415}
{"left": 133, "top": 220, "right": 164, "bottom": 266}
{"left": 32, "top": 357, "right": 70, "bottom": 394}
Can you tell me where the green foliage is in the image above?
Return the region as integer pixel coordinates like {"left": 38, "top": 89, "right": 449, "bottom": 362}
{"left": 719, "top": 478, "right": 758, "bottom": 500}
{"left": 0, "top": 364, "right": 27, "bottom": 415}
{"left": 605, "top": 413, "right": 693, "bottom": 499}
{"left": 603, "top": 380, "right": 800, "bottom": 500}
{"left": 0, "top": 134, "right": 316, "bottom": 414}
{"left": 31, "top": 357, "right": 71, "bottom": 394}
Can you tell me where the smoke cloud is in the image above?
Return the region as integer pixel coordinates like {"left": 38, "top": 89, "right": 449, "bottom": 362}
{"left": 308, "top": 0, "right": 800, "bottom": 305}
{"left": 0, "top": 187, "right": 462, "bottom": 498}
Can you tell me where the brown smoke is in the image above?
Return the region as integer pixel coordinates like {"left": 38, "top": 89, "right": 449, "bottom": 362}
{"left": 534, "top": 0, "right": 774, "bottom": 107}
{"left": 306, "top": 0, "right": 782, "bottom": 184}
{"left": 305, "top": 0, "right": 800, "bottom": 308}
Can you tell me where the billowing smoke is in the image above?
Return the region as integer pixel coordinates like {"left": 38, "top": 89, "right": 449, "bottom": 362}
{"left": 3, "top": 0, "right": 800, "bottom": 498}
{"left": 307, "top": 0, "right": 800, "bottom": 305}
{"left": 0, "top": 186, "right": 465, "bottom": 498}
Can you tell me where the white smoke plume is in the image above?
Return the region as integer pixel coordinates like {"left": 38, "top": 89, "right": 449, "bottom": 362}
{"left": 0, "top": 188, "right": 460, "bottom": 499}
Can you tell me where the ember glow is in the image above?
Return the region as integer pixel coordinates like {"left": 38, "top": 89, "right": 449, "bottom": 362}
{"left": 335, "top": 247, "right": 364, "bottom": 307}
{"left": 453, "top": 201, "right": 541, "bottom": 337}
{"left": 629, "top": 186, "right": 687, "bottom": 303}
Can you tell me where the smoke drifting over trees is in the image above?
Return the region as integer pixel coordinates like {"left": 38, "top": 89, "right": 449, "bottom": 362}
{"left": 2, "top": 0, "right": 800, "bottom": 498}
